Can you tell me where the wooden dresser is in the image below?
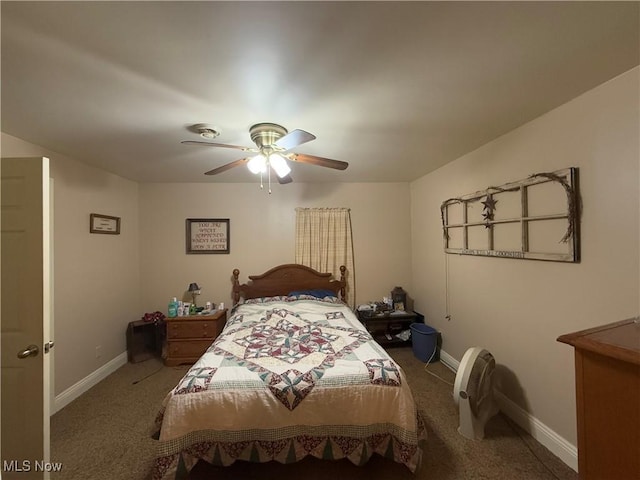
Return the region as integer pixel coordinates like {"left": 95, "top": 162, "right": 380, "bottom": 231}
{"left": 164, "top": 309, "right": 227, "bottom": 367}
{"left": 557, "top": 318, "right": 640, "bottom": 480}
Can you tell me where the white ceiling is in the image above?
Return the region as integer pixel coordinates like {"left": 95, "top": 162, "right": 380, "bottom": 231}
{"left": 1, "top": 2, "right": 638, "bottom": 184}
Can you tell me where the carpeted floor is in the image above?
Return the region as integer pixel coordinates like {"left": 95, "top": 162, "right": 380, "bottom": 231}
{"left": 51, "top": 348, "right": 578, "bottom": 480}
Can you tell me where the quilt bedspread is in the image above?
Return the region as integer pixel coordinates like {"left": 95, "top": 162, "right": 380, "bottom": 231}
{"left": 153, "top": 297, "right": 423, "bottom": 479}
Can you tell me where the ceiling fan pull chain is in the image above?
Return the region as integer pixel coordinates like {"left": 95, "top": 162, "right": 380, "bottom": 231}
{"left": 268, "top": 166, "right": 272, "bottom": 194}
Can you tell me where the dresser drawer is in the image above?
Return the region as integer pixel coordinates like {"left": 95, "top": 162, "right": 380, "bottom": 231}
{"left": 167, "top": 320, "right": 218, "bottom": 339}
{"left": 164, "top": 310, "right": 227, "bottom": 366}
{"left": 167, "top": 339, "right": 212, "bottom": 359}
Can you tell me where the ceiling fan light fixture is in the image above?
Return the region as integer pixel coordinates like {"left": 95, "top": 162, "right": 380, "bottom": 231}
{"left": 269, "top": 154, "right": 291, "bottom": 178}
{"left": 184, "top": 122, "right": 348, "bottom": 188}
{"left": 247, "top": 154, "right": 267, "bottom": 174}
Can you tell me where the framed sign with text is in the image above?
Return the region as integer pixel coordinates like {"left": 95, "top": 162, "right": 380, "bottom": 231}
{"left": 186, "top": 218, "right": 230, "bottom": 254}
{"left": 90, "top": 213, "right": 121, "bottom": 235}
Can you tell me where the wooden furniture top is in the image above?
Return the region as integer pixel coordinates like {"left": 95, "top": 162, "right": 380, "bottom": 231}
{"left": 166, "top": 310, "right": 226, "bottom": 321}
{"left": 557, "top": 317, "right": 640, "bottom": 366}
{"left": 359, "top": 310, "right": 417, "bottom": 319}
{"left": 232, "top": 263, "right": 346, "bottom": 304}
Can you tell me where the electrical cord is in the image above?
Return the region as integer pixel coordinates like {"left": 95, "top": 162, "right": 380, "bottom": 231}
{"left": 444, "top": 253, "right": 451, "bottom": 321}
{"left": 132, "top": 365, "right": 164, "bottom": 385}
{"left": 422, "top": 346, "right": 454, "bottom": 386}
{"left": 424, "top": 365, "right": 454, "bottom": 386}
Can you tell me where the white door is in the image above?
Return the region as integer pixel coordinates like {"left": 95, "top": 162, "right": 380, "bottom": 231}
{"left": 1, "top": 157, "right": 51, "bottom": 479}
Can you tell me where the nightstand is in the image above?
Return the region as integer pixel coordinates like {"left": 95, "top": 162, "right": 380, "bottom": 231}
{"left": 164, "top": 309, "right": 227, "bottom": 366}
{"left": 357, "top": 310, "right": 416, "bottom": 348}
{"left": 126, "top": 320, "right": 161, "bottom": 363}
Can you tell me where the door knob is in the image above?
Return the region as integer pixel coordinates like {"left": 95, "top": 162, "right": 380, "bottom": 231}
{"left": 17, "top": 344, "right": 39, "bottom": 359}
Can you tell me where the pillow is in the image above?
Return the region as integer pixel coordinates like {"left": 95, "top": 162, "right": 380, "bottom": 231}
{"left": 288, "top": 289, "right": 337, "bottom": 299}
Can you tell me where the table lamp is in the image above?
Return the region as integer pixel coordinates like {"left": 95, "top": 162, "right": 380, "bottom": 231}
{"left": 188, "top": 283, "right": 201, "bottom": 307}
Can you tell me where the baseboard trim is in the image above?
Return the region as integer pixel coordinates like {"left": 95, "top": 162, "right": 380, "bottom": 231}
{"left": 53, "top": 351, "right": 127, "bottom": 414}
{"left": 438, "top": 348, "right": 578, "bottom": 472}
{"left": 494, "top": 390, "right": 578, "bottom": 471}
{"left": 439, "top": 349, "right": 460, "bottom": 372}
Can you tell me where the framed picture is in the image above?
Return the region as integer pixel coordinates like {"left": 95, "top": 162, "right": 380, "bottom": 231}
{"left": 90, "top": 213, "right": 120, "bottom": 235}
{"left": 186, "top": 218, "right": 230, "bottom": 254}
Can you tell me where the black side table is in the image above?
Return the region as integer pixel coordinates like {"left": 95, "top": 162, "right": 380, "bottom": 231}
{"left": 126, "top": 320, "right": 162, "bottom": 363}
{"left": 357, "top": 310, "right": 417, "bottom": 348}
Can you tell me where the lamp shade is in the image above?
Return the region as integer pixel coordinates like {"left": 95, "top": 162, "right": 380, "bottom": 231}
{"left": 188, "top": 283, "right": 200, "bottom": 292}
{"left": 247, "top": 155, "right": 267, "bottom": 174}
{"left": 269, "top": 154, "right": 291, "bottom": 178}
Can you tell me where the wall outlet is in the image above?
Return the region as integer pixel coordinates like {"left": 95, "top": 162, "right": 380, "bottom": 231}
{"left": 95, "top": 345, "right": 102, "bottom": 359}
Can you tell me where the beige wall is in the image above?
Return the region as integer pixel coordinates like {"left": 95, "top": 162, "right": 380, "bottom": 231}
{"left": 0, "top": 133, "right": 413, "bottom": 394}
{"left": 1, "top": 133, "right": 140, "bottom": 394}
{"left": 410, "top": 67, "right": 639, "bottom": 446}
{"left": 139, "top": 182, "right": 413, "bottom": 313}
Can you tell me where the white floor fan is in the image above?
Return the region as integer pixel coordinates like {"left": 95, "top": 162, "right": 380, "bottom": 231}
{"left": 453, "top": 347, "right": 499, "bottom": 440}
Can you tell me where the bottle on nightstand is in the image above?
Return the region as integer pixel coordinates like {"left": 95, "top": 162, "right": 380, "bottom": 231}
{"left": 168, "top": 297, "right": 178, "bottom": 318}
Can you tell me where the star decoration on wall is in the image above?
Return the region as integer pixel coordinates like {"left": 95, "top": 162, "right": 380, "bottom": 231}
{"left": 481, "top": 194, "right": 497, "bottom": 228}
{"left": 481, "top": 195, "right": 498, "bottom": 212}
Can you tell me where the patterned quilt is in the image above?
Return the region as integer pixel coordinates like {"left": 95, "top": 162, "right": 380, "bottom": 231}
{"left": 153, "top": 296, "right": 424, "bottom": 479}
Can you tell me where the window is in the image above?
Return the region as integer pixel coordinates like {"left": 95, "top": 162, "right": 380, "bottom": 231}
{"left": 295, "top": 208, "right": 355, "bottom": 305}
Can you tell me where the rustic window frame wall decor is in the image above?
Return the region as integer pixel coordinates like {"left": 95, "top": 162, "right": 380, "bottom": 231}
{"left": 441, "top": 168, "right": 580, "bottom": 263}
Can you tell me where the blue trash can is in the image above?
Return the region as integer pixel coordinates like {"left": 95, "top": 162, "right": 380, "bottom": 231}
{"left": 410, "top": 323, "right": 439, "bottom": 363}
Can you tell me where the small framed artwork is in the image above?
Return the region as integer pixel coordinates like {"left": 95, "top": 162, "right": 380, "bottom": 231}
{"left": 394, "top": 302, "right": 405, "bottom": 312}
{"left": 90, "top": 213, "right": 121, "bottom": 235}
{"left": 186, "top": 218, "right": 230, "bottom": 254}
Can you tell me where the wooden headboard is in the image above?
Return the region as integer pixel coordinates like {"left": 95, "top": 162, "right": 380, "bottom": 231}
{"left": 232, "top": 264, "right": 346, "bottom": 304}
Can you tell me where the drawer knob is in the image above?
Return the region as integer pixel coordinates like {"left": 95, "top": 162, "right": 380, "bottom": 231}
{"left": 203, "top": 323, "right": 208, "bottom": 327}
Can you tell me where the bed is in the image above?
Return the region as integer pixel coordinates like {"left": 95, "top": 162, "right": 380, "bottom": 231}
{"left": 153, "top": 264, "right": 424, "bottom": 479}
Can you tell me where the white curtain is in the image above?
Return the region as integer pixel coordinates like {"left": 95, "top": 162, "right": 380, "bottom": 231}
{"left": 295, "top": 208, "right": 355, "bottom": 307}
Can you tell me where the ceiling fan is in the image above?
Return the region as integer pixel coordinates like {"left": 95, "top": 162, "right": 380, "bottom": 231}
{"left": 182, "top": 123, "right": 349, "bottom": 190}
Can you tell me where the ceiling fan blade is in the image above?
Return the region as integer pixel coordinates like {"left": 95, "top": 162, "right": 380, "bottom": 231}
{"left": 291, "top": 153, "right": 349, "bottom": 170}
{"left": 275, "top": 129, "right": 316, "bottom": 151}
{"left": 204, "top": 158, "right": 249, "bottom": 175}
{"left": 182, "top": 140, "right": 253, "bottom": 152}
{"left": 277, "top": 173, "right": 293, "bottom": 184}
